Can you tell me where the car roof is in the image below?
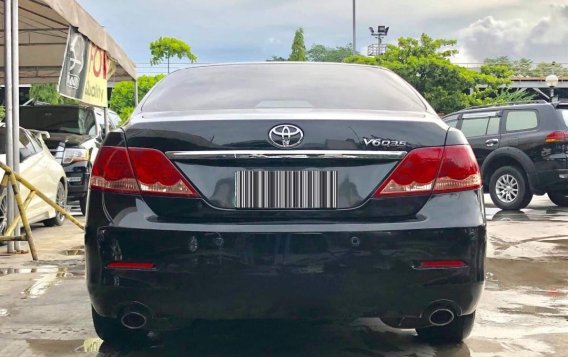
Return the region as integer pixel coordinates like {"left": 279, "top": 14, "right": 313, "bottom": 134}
{"left": 443, "top": 100, "right": 557, "bottom": 119}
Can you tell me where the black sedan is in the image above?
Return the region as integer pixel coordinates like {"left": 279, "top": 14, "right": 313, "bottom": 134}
{"left": 85, "top": 63, "right": 486, "bottom": 346}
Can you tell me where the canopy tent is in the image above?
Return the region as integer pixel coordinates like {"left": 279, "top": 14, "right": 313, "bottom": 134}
{"left": 1, "top": 0, "right": 136, "bottom": 256}
{"left": 0, "top": 0, "right": 136, "bottom": 84}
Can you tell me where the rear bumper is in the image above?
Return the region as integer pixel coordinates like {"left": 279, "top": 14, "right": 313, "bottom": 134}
{"left": 539, "top": 169, "right": 568, "bottom": 192}
{"left": 86, "top": 190, "right": 486, "bottom": 328}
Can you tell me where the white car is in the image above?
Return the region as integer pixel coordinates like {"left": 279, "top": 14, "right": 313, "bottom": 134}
{"left": 0, "top": 125, "right": 67, "bottom": 232}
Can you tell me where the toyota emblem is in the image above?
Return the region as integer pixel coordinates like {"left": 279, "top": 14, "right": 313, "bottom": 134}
{"left": 268, "top": 124, "right": 304, "bottom": 148}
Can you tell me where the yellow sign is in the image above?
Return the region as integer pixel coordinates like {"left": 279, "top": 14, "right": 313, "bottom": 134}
{"left": 58, "top": 27, "right": 116, "bottom": 107}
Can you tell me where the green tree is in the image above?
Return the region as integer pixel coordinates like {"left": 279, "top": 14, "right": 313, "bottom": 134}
{"left": 289, "top": 28, "right": 307, "bottom": 61}
{"left": 150, "top": 37, "right": 197, "bottom": 73}
{"left": 0, "top": 105, "right": 5, "bottom": 121}
{"left": 110, "top": 74, "right": 165, "bottom": 123}
{"left": 532, "top": 62, "right": 568, "bottom": 77}
{"left": 267, "top": 56, "right": 287, "bottom": 61}
{"left": 344, "top": 34, "right": 512, "bottom": 114}
{"left": 28, "top": 84, "right": 77, "bottom": 105}
{"left": 307, "top": 43, "right": 353, "bottom": 62}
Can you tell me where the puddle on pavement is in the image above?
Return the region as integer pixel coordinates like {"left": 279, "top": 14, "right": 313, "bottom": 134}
{"left": 486, "top": 206, "right": 568, "bottom": 222}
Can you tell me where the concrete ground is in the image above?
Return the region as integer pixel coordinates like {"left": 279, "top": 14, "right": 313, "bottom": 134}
{"left": 0, "top": 196, "right": 566, "bottom": 356}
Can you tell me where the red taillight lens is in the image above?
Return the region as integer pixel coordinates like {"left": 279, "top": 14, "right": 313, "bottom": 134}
{"left": 90, "top": 147, "right": 139, "bottom": 194}
{"left": 376, "top": 147, "right": 443, "bottom": 196}
{"left": 434, "top": 146, "right": 482, "bottom": 193}
{"left": 374, "top": 145, "right": 481, "bottom": 197}
{"left": 128, "top": 148, "right": 198, "bottom": 197}
{"left": 545, "top": 131, "right": 568, "bottom": 143}
{"left": 90, "top": 146, "right": 199, "bottom": 197}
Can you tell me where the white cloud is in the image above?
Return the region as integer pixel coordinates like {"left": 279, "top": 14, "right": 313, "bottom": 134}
{"left": 458, "top": 4, "right": 568, "bottom": 62}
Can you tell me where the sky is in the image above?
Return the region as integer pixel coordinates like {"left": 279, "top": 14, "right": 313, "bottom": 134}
{"left": 78, "top": 0, "right": 568, "bottom": 74}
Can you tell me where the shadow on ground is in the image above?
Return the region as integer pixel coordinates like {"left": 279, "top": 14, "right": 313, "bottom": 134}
{"left": 79, "top": 319, "right": 472, "bottom": 357}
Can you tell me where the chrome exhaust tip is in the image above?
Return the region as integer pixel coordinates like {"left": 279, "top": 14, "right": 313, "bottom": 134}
{"left": 120, "top": 311, "right": 148, "bottom": 330}
{"left": 428, "top": 308, "right": 455, "bottom": 327}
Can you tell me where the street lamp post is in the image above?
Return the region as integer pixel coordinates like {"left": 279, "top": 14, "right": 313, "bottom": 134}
{"left": 352, "top": 0, "right": 356, "bottom": 54}
{"left": 545, "top": 74, "right": 559, "bottom": 101}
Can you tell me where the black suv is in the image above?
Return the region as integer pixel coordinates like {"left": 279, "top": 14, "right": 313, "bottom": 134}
{"left": 443, "top": 100, "right": 568, "bottom": 210}
{"left": 19, "top": 104, "right": 121, "bottom": 214}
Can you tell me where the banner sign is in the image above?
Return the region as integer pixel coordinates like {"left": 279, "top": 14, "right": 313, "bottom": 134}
{"left": 58, "top": 27, "right": 116, "bottom": 107}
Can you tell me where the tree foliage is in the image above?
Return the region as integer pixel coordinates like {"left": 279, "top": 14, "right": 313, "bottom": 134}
{"left": 150, "top": 37, "right": 197, "bottom": 73}
{"left": 110, "top": 74, "right": 165, "bottom": 123}
{"left": 28, "top": 84, "right": 78, "bottom": 105}
{"left": 289, "top": 28, "right": 307, "bottom": 61}
{"left": 307, "top": 44, "right": 353, "bottom": 62}
{"left": 344, "top": 34, "right": 515, "bottom": 114}
{"left": 484, "top": 56, "right": 568, "bottom": 77}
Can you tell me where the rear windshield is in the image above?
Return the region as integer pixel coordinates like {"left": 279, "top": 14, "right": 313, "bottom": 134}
{"left": 20, "top": 107, "right": 96, "bottom": 135}
{"left": 141, "top": 64, "right": 427, "bottom": 113}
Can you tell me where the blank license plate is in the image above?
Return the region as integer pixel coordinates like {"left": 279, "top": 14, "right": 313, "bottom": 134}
{"left": 235, "top": 170, "right": 337, "bottom": 209}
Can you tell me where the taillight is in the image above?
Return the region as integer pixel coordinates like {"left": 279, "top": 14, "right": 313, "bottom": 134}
{"left": 545, "top": 131, "right": 568, "bottom": 143}
{"left": 90, "top": 147, "right": 138, "bottom": 194}
{"left": 90, "top": 146, "right": 199, "bottom": 197}
{"left": 374, "top": 145, "right": 481, "bottom": 197}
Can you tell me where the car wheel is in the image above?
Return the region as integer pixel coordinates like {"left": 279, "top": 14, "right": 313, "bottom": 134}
{"left": 548, "top": 191, "right": 568, "bottom": 207}
{"left": 489, "top": 166, "right": 533, "bottom": 210}
{"left": 43, "top": 182, "right": 67, "bottom": 227}
{"left": 79, "top": 197, "right": 87, "bottom": 216}
{"left": 92, "top": 307, "right": 149, "bottom": 347}
{"left": 416, "top": 311, "right": 475, "bottom": 344}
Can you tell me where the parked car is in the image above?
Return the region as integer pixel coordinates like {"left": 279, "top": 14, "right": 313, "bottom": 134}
{"left": 443, "top": 100, "right": 568, "bottom": 210}
{"left": 0, "top": 125, "right": 67, "bottom": 232}
{"left": 19, "top": 104, "right": 120, "bottom": 215}
{"left": 87, "top": 63, "right": 486, "bottom": 346}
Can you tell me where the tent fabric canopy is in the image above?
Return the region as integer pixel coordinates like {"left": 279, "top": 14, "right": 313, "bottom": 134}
{"left": 0, "top": 0, "right": 136, "bottom": 84}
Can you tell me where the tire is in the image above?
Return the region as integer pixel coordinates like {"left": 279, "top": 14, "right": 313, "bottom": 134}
{"left": 548, "top": 191, "right": 568, "bottom": 207}
{"left": 92, "top": 307, "right": 149, "bottom": 347}
{"left": 416, "top": 312, "right": 476, "bottom": 344}
{"left": 489, "top": 166, "right": 533, "bottom": 210}
{"left": 79, "top": 197, "right": 87, "bottom": 216}
{"left": 43, "top": 182, "right": 67, "bottom": 227}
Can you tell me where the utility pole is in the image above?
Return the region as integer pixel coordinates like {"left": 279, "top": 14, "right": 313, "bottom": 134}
{"left": 352, "top": 0, "right": 356, "bottom": 54}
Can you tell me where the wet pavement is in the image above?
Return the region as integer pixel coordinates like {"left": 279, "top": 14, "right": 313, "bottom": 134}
{"left": 0, "top": 195, "right": 567, "bottom": 356}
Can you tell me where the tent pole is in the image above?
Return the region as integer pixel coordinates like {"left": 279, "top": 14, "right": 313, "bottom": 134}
{"left": 104, "top": 107, "right": 109, "bottom": 136}
{"left": 3, "top": 0, "right": 15, "bottom": 254}
{"left": 11, "top": 0, "right": 21, "bottom": 252}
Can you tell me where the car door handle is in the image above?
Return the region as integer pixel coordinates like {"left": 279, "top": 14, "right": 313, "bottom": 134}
{"left": 485, "top": 139, "right": 499, "bottom": 147}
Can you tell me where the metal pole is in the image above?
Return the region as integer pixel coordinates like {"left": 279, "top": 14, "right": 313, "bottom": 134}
{"left": 3, "top": 0, "right": 15, "bottom": 254}
{"left": 352, "top": 0, "right": 356, "bottom": 54}
{"left": 104, "top": 107, "right": 110, "bottom": 136}
{"left": 134, "top": 80, "right": 139, "bottom": 106}
{"left": 11, "top": 0, "right": 21, "bottom": 252}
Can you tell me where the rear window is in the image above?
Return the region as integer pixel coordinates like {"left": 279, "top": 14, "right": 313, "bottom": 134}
{"left": 20, "top": 107, "right": 96, "bottom": 135}
{"left": 141, "top": 64, "right": 427, "bottom": 113}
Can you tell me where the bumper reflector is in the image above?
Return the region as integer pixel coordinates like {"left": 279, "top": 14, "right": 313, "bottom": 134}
{"left": 419, "top": 260, "right": 466, "bottom": 269}
{"left": 106, "top": 262, "right": 155, "bottom": 270}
